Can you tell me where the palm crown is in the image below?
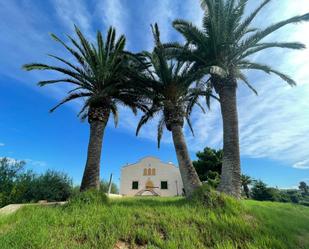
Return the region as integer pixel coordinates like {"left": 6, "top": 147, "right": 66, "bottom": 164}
{"left": 172, "top": 0, "right": 309, "bottom": 92}
{"left": 23, "top": 26, "right": 143, "bottom": 124}
{"left": 134, "top": 24, "right": 211, "bottom": 147}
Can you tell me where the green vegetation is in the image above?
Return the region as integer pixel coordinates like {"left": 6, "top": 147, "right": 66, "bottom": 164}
{"left": 0, "top": 158, "right": 120, "bottom": 208}
{"left": 0, "top": 158, "right": 72, "bottom": 208}
{"left": 0, "top": 195, "right": 308, "bottom": 249}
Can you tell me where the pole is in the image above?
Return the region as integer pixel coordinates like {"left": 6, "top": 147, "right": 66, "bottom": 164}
{"left": 108, "top": 173, "right": 113, "bottom": 195}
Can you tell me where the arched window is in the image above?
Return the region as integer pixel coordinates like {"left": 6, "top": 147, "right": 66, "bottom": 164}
{"left": 152, "top": 168, "right": 156, "bottom": 175}
{"left": 148, "top": 168, "right": 152, "bottom": 175}
{"left": 143, "top": 168, "right": 147, "bottom": 176}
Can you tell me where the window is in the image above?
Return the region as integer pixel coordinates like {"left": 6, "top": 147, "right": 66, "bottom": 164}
{"left": 143, "top": 168, "right": 147, "bottom": 175}
{"left": 148, "top": 168, "right": 152, "bottom": 175}
{"left": 152, "top": 168, "right": 156, "bottom": 175}
{"left": 132, "top": 181, "right": 139, "bottom": 189}
{"left": 161, "top": 181, "right": 168, "bottom": 189}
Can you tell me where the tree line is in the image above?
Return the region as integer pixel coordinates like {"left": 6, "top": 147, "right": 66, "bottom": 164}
{"left": 22, "top": 0, "right": 309, "bottom": 198}
{"left": 192, "top": 147, "right": 309, "bottom": 206}
{"left": 0, "top": 158, "right": 118, "bottom": 208}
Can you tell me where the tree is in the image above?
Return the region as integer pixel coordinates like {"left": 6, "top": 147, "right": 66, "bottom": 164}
{"left": 23, "top": 26, "right": 144, "bottom": 191}
{"left": 32, "top": 170, "right": 73, "bottom": 201}
{"left": 172, "top": 0, "right": 309, "bottom": 198}
{"left": 0, "top": 158, "right": 73, "bottom": 206}
{"left": 241, "top": 174, "right": 253, "bottom": 198}
{"left": 134, "top": 24, "right": 212, "bottom": 196}
{"left": 0, "top": 158, "right": 26, "bottom": 207}
{"left": 251, "top": 180, "right": 276, "bottom": 201}
{"left": 193, "top": 147, "right": 222, "bottom": 182}
{"left": 299, "top": 181, "right": 309, "bottom": 195}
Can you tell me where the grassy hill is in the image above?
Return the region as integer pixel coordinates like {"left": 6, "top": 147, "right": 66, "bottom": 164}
{"left": 0, "top": 196, "right": 308, "bottom": 249}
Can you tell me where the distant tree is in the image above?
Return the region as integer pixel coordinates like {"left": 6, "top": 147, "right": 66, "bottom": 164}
{"left": 251, "top": 180, "right": 277, "bottom": 201}
{"left": 0, "top": 158, "right": 73, "bottom": 207}
{"left": 193, "top": 147, "right": 222, "bottom": 182}
{"left": 241, "top": 175, "right": 253, "bottom": 198}
{"left": 0, "top": 158, "right": 26, "bottom": 207}
{"left": 32, "top": 170, "right": 73, "bottom": 201}
{"left": 299, "top": 181, "right": 309, "bottom": 195}
{"left": 286, "top": 190, "right": 302, "bottom": 203}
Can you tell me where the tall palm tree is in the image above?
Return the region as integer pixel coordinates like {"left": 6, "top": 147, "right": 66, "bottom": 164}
{"left": 133, "top": 24, "right": 213, "bottom": 197}
{"left": 23, "top": 26, "right": 144, "bottom": 191}
{"left": 241, "top": 174, "right": 253, "bottom": 198}
{"left": 171, "top": 0, "right": 309, "bottom": 198}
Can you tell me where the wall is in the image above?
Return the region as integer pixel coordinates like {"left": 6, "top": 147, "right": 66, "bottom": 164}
{"left": 120, "top": 157, "right": 183, "bottom": 197}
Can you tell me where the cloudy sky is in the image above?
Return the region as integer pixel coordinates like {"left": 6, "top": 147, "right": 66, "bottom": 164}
{"left": 0, "top": 0, "right": 308, "bottom": 188}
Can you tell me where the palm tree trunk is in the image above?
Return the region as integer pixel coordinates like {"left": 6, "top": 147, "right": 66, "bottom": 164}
{"left": 170, "top": 124, "right": 202, "bottom": 197}
{"left": 80, "top": 110, "right": 109, "bottom": 191}
{"left": 217, "top": 83, "right": 241, "bottom": 198}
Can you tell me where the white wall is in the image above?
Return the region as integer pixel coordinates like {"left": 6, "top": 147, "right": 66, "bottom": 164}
{"left": 120, "top": 157, "right": 183, "bottom": 197}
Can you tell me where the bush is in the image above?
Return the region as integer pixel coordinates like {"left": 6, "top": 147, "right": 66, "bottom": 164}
{"left": 299, "top": 201, "right": 309, "bottom": 207}
{"left": 68, "top": 189, "right": 108, "bottom": 206}
{"left": 251, "top": 181, "right": 277, "bottom": 201}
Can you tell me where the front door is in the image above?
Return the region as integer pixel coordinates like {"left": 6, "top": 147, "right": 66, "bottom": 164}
{"left": 145, "top": 179, "right": 154, "bottom": 189}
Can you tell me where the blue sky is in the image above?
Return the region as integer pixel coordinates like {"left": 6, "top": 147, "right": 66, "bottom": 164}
{"left": 0, "top": 0, "right": 308, "bottom": 188}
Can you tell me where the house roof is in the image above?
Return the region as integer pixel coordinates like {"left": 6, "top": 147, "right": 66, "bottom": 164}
{"left": 122, "top": 156, "right": 177, "bottom": 168}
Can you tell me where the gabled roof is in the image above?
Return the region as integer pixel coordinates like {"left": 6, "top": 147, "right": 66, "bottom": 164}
{"left": 122, "top": 156, "right": 177, "bottom": 168}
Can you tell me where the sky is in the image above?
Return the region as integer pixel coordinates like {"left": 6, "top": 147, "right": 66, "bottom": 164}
{"left": 0, "top": 0, "right": 308, "bottom": 189}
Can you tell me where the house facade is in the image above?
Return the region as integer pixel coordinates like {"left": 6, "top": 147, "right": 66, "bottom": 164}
{"left": 120, "top": 156, "right": 183, "bottom": 197}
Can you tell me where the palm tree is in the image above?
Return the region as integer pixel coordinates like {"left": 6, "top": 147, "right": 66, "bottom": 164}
{"left": 171, "top": 0, "right": 309, "bottom": 198}
{"left": 133, "top": 24, "right": 212, "bottom": 196}
{"left": 241, "top": 174, "right": 253, "bottom": 198}
{"left": 23, "top": 26, "right": 144, "bottom": 191}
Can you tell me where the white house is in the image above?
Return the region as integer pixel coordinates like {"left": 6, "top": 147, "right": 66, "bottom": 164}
{"left": 120, "top": 156, "right": 183, "bottom": 197}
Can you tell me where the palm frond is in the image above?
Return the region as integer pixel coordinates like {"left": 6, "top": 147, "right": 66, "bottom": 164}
{"left": 50, "top": 92, "right": 91, "bottom": 113}
{"left": 237, "top": 72, "right": 258, "bottom": 95}
{"left": 157, "top": 115, "right": 165, "bottom": 148}
{"left": 240, "top": 42, "right": 306, "bottom": 59}
{"left": 239, "top": 61, "right": 296, "bottom": 86}
{"left": 110, "top": 103, "right": 119, "bottom": 127}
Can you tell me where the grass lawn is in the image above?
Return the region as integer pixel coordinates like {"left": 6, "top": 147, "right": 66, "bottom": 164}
{"left": 0, "top": 197, "right": 308, "bottom": 249}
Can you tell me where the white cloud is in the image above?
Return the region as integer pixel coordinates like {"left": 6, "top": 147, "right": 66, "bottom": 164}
{"left": 96, "top": 0, "right": 126, "bottom": 34}
{"left": 53, "top": 0, "right": 93, "bottom": 37}
{"left": 0, "top": 157, "right": 23, "bottom": 164}
{"left": 293, "top": 160, "right": 309, "bottom": 170}
{"left": 25, "top": 159, "right": 47, "bottom": 167}
{"left": 0, "top": 157, "right": 47, "bottom": 167}
{"left": 0, "top": 143, "right": 4, "bottom": 147}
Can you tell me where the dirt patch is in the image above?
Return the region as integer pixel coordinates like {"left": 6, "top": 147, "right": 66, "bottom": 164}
{"left": 0, "top": 202, "right": 67, "bottom": 216}
{"left": 114, "top": 239, "right": 147, "bottom": 249}
{"left": 297, "top": 232, "right": 309, "bottom": 248}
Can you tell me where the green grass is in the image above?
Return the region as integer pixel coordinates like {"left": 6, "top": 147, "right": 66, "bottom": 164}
{"left": 0, "top": 197, "right": 308, "bottom": 249}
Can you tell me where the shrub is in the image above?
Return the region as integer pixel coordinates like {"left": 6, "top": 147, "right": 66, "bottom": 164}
{"left": 251, "top": 181, "right": 277, "bottom": 201}
{"left": 299, "top": 201, "right": 309, "bottom": 207}
{"left": 32, "top": 170, "right": 73, "bottom": 202}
